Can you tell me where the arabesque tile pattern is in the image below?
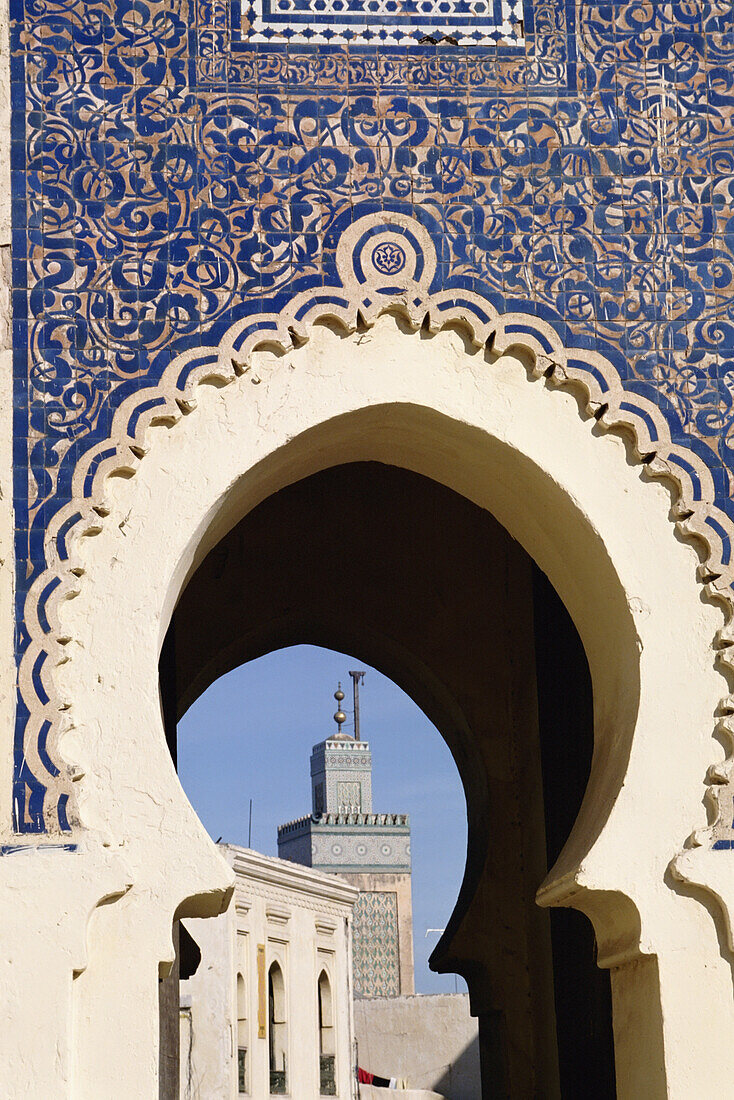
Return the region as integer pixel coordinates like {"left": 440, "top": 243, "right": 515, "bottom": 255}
{"left": 9, "top": 0, "right": 734, "bottom": 827}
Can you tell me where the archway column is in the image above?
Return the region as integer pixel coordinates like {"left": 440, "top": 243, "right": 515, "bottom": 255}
{"left": 0, "top": 847, "right": 130, "bottom": 1095}
{"left": 73, "top": 890, "right": 166, "bottom": 1098}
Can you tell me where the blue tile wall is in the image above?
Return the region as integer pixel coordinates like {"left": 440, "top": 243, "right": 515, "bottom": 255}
{"left": 9, "top": 0, "right": 734, "bottom": 829}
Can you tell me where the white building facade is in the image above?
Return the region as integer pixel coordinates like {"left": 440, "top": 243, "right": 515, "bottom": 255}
{"left": 180, "top": 845, "right": 358, "bottom": 1100}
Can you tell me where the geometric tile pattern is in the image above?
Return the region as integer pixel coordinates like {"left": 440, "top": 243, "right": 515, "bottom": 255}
{"left": 311, "top": 825, "right": 411, "bottom": 872}
{"left": 244, "top": 0, "right": 522, "bottom": 45}
{"left": 311, "top": 739, "right": 373, "bottom": 816}
{"left": 337, "top": 782, "right": 362, "bottom": 812}
{"left": 10, "top": 0, "right": 734, "bottom": 831}
{"left": 351, "top": 891, "right": 400, "bottom": 997}
{"left": 278, "top": 808, "right": 411, "bottom": 873}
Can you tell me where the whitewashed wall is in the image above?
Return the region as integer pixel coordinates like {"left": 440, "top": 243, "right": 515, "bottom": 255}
{"left": 180, "top": 845, "right": 358, "bottom": 1100}
{"left": 355, "top": 993, "right": 479, "bottom": 1099}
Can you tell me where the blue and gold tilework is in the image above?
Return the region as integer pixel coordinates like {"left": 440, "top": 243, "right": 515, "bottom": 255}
{"left": 9, "top": 0, "right": 734, "bottom": 829}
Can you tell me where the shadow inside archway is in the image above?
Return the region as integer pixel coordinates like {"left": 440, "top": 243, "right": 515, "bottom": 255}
{"left": 163, "top": 461, "right": 616, "bottom": 1098}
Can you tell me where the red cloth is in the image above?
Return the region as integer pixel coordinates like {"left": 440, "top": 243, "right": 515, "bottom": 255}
{"left": 358, "top": 1068, "right": 392, "bottom": 1088}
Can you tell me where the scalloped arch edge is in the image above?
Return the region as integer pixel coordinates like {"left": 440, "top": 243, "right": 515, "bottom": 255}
{"left": 14, "top": 282, "right": 734, "bottom": 846}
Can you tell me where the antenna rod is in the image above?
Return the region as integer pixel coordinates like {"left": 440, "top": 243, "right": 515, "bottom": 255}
{"left": 348, "top": 671, "right": 366, "bottom": 740}
{"left": 248, "top": 798, "right": 253, "bottom": 848}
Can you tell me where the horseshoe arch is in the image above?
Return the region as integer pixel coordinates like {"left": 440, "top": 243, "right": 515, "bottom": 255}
{"left": 10, "top": 213, "right": 734, "bottom": 1097}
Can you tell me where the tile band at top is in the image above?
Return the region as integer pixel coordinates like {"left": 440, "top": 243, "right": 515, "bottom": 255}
{"left": 242, "top": 0, "right": 523, "bottom": 44}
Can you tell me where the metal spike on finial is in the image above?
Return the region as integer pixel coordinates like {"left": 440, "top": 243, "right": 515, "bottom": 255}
{"left": 333, "top": 683, "right": 347, "bottom": 735}
{"left": 349, "top": 671, "right": 366, "bottom": 740}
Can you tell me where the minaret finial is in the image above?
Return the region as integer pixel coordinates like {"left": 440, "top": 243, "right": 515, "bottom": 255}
{"left": 333, "top": 683, "right": 346, "bottom": 736}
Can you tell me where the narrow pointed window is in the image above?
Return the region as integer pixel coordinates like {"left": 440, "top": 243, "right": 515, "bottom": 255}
{"left": 318, "top": 970, "right": 336, "bottom": 1095}
{"left": 237, "top": 972, "right": 248, "bottom": 1093}
{"left": 268, "top": 963, "right": 287, "bottom": 1094}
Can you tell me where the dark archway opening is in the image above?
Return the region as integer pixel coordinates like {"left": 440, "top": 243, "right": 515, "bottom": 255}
{"left": 160, "top": 461, "right": 616, "bottom": 1098}
{"left": 533, "top": 568, "right": 616, "bottom": 1099}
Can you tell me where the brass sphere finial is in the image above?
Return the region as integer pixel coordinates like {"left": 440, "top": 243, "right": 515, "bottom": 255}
{"left": 333, "top": 682, "right": 347, "bottom": 731}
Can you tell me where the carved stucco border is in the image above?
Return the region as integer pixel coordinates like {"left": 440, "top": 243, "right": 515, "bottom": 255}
{"left": 16, "top": 229, "right": 734, "bottom": 857}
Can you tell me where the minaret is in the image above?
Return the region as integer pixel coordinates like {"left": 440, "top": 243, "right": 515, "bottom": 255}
{"left": 311, "top": 684, "right": 373, "bottom": 816}
{"left": 277, "top": 678, "right": 414, "bottom": 998}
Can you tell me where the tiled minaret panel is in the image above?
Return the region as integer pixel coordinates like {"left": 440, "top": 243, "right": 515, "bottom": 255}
{"left": 311, "top": 739, "right": 373, "bottom": 817}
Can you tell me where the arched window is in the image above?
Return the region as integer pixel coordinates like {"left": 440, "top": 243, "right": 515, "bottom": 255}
{"left": 268, "top": 963, "right": 287, "bottom": 1095}
{"left": 318, "top": 970, "right": 336, "bottom": 1095}
{"left": 237, "top": 972, "right": 247, "bottom": 1094}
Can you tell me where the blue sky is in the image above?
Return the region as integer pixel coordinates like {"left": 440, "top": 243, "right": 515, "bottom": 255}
{"left": 178, "top": 644, "right": 468, "bottom": 994}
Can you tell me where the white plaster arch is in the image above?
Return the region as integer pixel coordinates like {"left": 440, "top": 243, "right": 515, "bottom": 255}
{"left": 27, "top": 306, "right": 734, "bottom": 1096}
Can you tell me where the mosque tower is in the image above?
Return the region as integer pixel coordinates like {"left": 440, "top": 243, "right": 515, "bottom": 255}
{"left": 277, "top": 677, "right": 415, "bottom": 997}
